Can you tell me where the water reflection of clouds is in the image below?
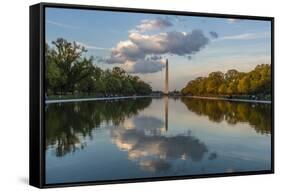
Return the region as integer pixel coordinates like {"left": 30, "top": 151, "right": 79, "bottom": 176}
{"left": 111, "top": 116, "right": 209, "bottom": 172}
{"left": 139, "top": 159, "right": 171, "bottom": 172}
{"left": 133, "top": 116, "right": 165, "bottom": 135}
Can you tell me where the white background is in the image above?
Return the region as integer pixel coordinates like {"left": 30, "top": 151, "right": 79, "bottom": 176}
{"left": 0, "top": 0, "right": 279, "bottom": 190}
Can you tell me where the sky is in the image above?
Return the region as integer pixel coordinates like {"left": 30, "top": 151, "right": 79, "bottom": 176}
{"left": 46, "top": 7, "right": 271, "bottom": 91}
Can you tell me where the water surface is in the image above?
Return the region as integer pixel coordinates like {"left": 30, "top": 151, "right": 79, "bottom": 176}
{"left": 45, "top": 97, "right": 271, "bottom": 184}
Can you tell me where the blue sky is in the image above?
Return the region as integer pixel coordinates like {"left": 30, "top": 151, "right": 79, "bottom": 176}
{"left": 46, "top": 7, "right": 271, "bottom": 91}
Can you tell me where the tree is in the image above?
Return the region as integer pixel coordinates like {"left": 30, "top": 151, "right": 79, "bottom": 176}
{"left": 46, "top": 38, "right": 152, "bottom": 96}
{"left": 112, "top": 67, "right": 126, "bottom": 77}
{"left": 225, "top": 69, "right": 239, "bottom": 81}
{"left": 218, "top": 83, "right": 227, "bottom": 95}
{"left": 181, "top": 64, "right": 271, "bottom": 98}
{"left": 121, "top": 80, "right": 135, "bottom": 95}
{"left": 197, "top": 77, "right": 207, "bottom": 95}
{"left": 206, "top": 72, "right": 224, "bottom": 95}
{"left": 46, "top": 38, "right": 94, "bottom": 94}
{"left": 238, "top": 76, "right": 251, "bottom": 94}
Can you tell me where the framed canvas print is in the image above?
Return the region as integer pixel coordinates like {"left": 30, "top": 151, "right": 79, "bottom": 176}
{"left": 30, "top": 2, "right": 274, "bottom": 188}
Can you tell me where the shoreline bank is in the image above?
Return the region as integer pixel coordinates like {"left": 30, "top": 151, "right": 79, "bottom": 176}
{"left": 183, "top": 95, "right": 271, "bottom": 104}
{"left": 45, "top": 95, "right": 159, "bottom": 104}
{"left": 45, "top": 95, "right": 271, "bottom": 104}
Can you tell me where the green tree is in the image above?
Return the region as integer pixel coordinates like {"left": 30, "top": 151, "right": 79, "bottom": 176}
{"left": 238, "top": 76, "right": 251, "bottom": 94}
{"left": 46, "top": 38, "right": 93, "bottom": 94}
{"left": 46, "top": 38, "right": 152, "bottom": 97}
{"left": 181, "top": 64, "right": 271, "bottom": 98}
{"left": 206, "top": 72, "right": 224, "bottom": 95}
{"left": 218, "top": 83, "right": 227, "bottom": 95}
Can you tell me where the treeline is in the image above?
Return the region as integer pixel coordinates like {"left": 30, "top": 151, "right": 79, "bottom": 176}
{"left": 181, "top": 64, "right": 271, "bottom": 97}
{"left": 46, "top": 38, "right": 152, "bottom": 96}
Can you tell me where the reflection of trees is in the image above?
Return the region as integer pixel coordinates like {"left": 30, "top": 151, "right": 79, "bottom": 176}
{"left": 46, "top": 98, "right": 152, "bottom": 157}
{"left": 111, "top": 116, "right": 208, "bottom": 172}
{"left": 181, "top": 98, "right": 271, "bottom": 134}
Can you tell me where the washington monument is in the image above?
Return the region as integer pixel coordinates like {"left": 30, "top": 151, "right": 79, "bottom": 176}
{"left": 164, "top": 59, "right": 169, "bottom": 131}
{"left": 164, "top": 59, "right": 169, "bottom": 95}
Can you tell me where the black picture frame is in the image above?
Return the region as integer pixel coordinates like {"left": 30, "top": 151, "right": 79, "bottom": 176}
{"left": 30, "top": 2, "right": 275, "bottom": 188}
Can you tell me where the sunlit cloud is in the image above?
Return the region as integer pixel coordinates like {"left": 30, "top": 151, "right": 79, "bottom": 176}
{"left": 107, "top": 30, "right": 210, "bottom": 74}
{"left": 130, "top": 17, "right": 173, "bottom": 33}
{"left": 122, "top": 60, "right": 165, "bottom": 74}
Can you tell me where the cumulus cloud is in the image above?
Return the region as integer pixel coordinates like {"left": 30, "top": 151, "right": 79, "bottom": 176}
{"left": 123, "top": 60, "right": 165, "bottom": 74}
{"left": 209, "top": 31, "right": 219, "bottom": 39}
{"left": 149, "top": 55, "right": 163, "bottom": 61}
{"left": 133, "top": 18, "right": 173, "bottom": 32}
{"left": 128, "top": 32, "right": 166, "bottom": 54}
{"left": 107, "top": 40, "right": 145, "bottom": 64}
{"left": 129, "top": 30, "right": 209, "bottom": 56}
{"left": 165, "top": 30, "right": 209, "bottom": 55}
{"left": 106, "top": 30, "right": 209, "bottom": 73}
